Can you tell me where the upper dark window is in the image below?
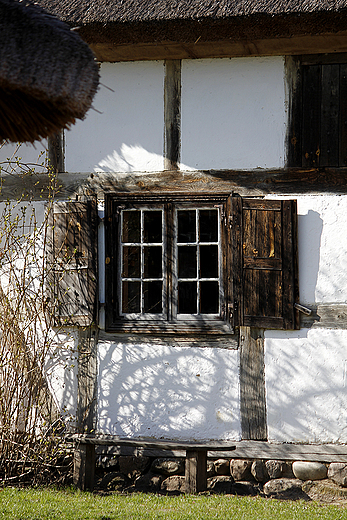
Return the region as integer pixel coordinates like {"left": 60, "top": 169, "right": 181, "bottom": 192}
{"left": 289, "top": 54, "right": 347, "bottom": 168}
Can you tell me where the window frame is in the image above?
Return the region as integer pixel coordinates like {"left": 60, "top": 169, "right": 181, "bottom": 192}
{"left": 104, "top": 192, "right": 233, "bottom": 334}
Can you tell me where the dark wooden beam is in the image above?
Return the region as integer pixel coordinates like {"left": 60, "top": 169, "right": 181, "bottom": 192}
{"left": 185, "top": 450, "right": 207, "bottom": 493}
{"left": 77, "top": 328, "right": 98, "bottom": 433}
{"left": 73, "top": 443, "right": 95, "bottom": 491}
{"left": 89, "top": 32, "right": 347, "bottom": 63}
{"left": 2, "top": 168, "right": 347, "bottom": 201}
{"left": 48, "top": 131, "right": 64, "bottom": 173}
{"left": 164, "top": 60, "right": 181, "bottom": 170}
{"left": 239, "top": 327, "right": 267, "bottom": 441}
{"left": 300, "top": 303, "right": 347, "bottom": 329}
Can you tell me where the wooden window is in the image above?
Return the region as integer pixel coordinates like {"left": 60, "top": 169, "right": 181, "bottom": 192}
{"left": 289, "top": 54, "right": 347, "bottom": 167}
{"left": 105, "top": 194, "right": 299, "bottom": 334}
{"left": 105, "top": 194, "right": 232, "bottom": 334}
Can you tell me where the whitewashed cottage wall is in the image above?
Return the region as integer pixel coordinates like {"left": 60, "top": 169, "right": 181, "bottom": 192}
{"left": 1, "top": 56, "right": 347, "bottom": 442}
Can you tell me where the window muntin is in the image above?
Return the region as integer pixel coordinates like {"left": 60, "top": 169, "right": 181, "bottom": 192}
{"left": 120, "top": 208, "right": 166, "bottom": 317}
{"left": 118, "top": 204, "right": 223, "bottom": 321}
{"left": 174, "top": 208, "right": 222, "bottom": 317}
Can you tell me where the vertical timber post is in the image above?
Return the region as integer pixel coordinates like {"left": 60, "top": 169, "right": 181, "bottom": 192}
{"left": 164, "top": 59, "right": 181, "bottom": 170}
{"left": 74, "top": 328, "right": 98, "bottom": 490}
{"left": 48, "top": 131, "right": 64, "bottom": 173}
{"left": 239, "top": 327, "right": 267, "bottom": 440}
{"left": 185, "top": 449, "right": 207, "bottom": 493}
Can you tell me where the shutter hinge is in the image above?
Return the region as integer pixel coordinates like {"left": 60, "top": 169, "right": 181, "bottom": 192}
{"left": 222, "top": 302, "right": 234, "bottom": 320}
{"left": 294, "top": 303, "right": 312, "bottom": 316}
{"left": 214, "top": 204, "right": 227, "bottom": 226}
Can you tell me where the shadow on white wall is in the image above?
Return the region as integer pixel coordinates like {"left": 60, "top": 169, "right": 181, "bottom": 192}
{"left": 266, "top": 328, "right": 347, "bottom": 443}
{"left": 98, "top": 342, "right": 240, "bottom": 441}
{"left": 94, "top": 143, "right": 195, "bottom": 173}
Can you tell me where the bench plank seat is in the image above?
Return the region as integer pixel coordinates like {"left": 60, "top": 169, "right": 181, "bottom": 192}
{"left": 67, "top": 434, "right": 236, "bottom": 493}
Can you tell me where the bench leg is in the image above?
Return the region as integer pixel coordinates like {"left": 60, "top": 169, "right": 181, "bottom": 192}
{"left": 185, "top": 449, "right": 207, "bottom": 493}
{"left": 73, "top": 443, "right": 95, "bottom": 491}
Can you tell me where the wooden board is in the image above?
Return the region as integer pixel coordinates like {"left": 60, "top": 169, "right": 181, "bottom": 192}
{"left": 230, "top": 440, "right": 347, "bottom": 463}
{"left": 77, "top": 328, "right": 98, "bottom": 433}
{"left": 3, "top": 168, "right": 347, "bottom": 202}
{"left": 88, "top": 32, "right": 347, "bottom": 63}
{"left": 239, "top": 327, "right": 267, "bottom": 441}
{"left": 95, "top": 442, "right": 347, "bottom": 463}
{"left": 66, "top": 434, "right": 236, "bottom": 451}
{"left": 164, "top": 60, "right": 181, "bottom": 170}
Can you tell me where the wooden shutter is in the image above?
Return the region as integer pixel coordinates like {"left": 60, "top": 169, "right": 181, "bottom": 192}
{"left": 232, "top": 197, "right": 299, "bottom": 330}
{"left": 51, "top": 200, "right": 98, "bottom": 326}
{"left": 297, "top": 60, "right": 347, "bottom": 167}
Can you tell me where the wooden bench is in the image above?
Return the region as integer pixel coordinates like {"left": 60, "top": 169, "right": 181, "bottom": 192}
{"left": 67, "top": 434, "right": 235, "bottom": 493}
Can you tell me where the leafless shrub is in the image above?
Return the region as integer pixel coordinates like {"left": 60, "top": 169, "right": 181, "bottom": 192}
{"left": 0, "top": 145, "right": 74, "bottom": 485}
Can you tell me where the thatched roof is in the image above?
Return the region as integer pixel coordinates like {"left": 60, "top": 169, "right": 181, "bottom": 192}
{"left": 31, "top": 0, "right": 347, "bottom": 25}
{"left": 0, "top": 0, "right": 99, "bottom": 143}
{"left": 33, "top": 0, "right": 347, "bottom": 47}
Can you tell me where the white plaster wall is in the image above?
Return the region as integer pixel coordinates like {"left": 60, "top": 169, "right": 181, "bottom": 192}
{"left": 265, "top": 328, "right": 347, "bottom": 443}
{"left": 181, "top": 57, "right": 286, "bottom": 170}
{"left": 45, "top": 331, "right": 78, "bottom": 423}
{"left": 97, "top": 342, "right": 240, "bottom": 441}
{"left": 267, "top": 194, "right": 347, "bottom": 304}
{"left": 65, "top": 61, "right": 165, "bottom": 173}
{"left": 265, "top": 194, "right": 347, "bottom": 443}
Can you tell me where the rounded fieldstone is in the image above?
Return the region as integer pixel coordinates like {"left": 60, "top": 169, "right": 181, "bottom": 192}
{"left": 208, "top": 476, "right": 233, "bottom": 493}
{"left": 161, "top": 475, "right": 186, "bottom": 493}
{"left": 232, "top": 481, "right": 262, "bottom": 496}
{"left": 265, "top": 460, "right": 285, "bottom": 479}
{"left": 251, "top": 460, "right": 269, "bottom": 483}
{"left": 263, "top": 478, "right": 304, "bottom": 498}
{"left": 230, "top": 459, "right": 252, "bottom": 481}
{"left": 327, "top": 463, "right": 347, "bottom": 487}
{"left": 292, "top": 461, "right": 327, "bottom": 481}
{"left": 214, "top": 459, "right": 231, "bottom": 476}
{"left": 207, "top": 460, "right": 215, "bottom": 477}
{"left": 151, "top": 458, "right": 184, "bottom": 476}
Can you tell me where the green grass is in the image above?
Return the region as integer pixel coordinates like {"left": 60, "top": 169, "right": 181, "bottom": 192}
{"left": 0, "top": 487, "right": 346, "bottom": 520}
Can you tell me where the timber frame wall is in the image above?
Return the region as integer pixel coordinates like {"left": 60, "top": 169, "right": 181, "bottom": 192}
{"left": 15, "top": 54, "right": 347, "bottom": 440}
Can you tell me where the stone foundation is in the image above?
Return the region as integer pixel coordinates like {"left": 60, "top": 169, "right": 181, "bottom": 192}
{"left": 94, "top": 455, "right": 347, "bottom": 496}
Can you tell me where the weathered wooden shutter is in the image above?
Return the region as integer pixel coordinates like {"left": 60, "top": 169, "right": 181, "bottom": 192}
{"left": 232, "top": 197, "right": 299, "bottom": 330}
{"left": 291, "top": 59, "right": 347, "bottom": 167}
{"left": 51, "top": 200, "right": 98, "bottom": 326}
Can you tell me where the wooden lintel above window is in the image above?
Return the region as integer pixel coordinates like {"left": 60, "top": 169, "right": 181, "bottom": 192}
{"left": 89, "top": 32, "right": 347, "bottom": 63}
{"left": 2, "top": 168, "right": 347, "bottom": 201}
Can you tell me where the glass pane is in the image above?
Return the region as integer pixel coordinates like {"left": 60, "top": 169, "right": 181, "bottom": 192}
{"left": 177, "top": 210, "right": 196, "bottom": 243}
{"left": 122, "top": 246, "right": 140, "bottom": 278}
{"left": 144, "top": 246, "right": 162, "bottom": 278}
{"left": 122, "top": 281, "right": 140, "bottom": 313}
{"left": 122, "top": 211, "right": 140, "bottom": 243}
{"left": 178, "top": 282, "right": 197, "bottom": 313}
{"left": 200, "top": 281, "right": 219, "bottom": 313}
{"left": 144, "top": 281, "right": 162, "bottom": 313}
{"left": 144, "top": 211, "right": 162, "bottom": 243}
{"left": 178, "top": 246, "right": 197, "bottom": 278}
{"left": 200, "top": 245, "right": 218, "bottom": 278}
{"left": 199, "top": 210, "right": 218, "bottom": 242}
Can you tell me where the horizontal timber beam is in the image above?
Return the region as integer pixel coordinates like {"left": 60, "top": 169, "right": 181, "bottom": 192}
{"left": 1, "top": 168, "right": 347, "bottom": 201}
{"left": 90, "top": 32, "right": 347, "bottom": 62}
{"left": 300, "top": 304, "right": 347, "bottom": 329}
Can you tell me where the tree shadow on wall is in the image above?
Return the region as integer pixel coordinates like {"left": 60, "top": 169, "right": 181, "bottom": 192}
{"left": 97, "top": 342, "right": 240, "bottom": 441}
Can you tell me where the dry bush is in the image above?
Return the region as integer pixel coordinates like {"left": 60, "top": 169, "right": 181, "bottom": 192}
{"left": 0, "top": 146, "right": 74, "bottom": 485}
